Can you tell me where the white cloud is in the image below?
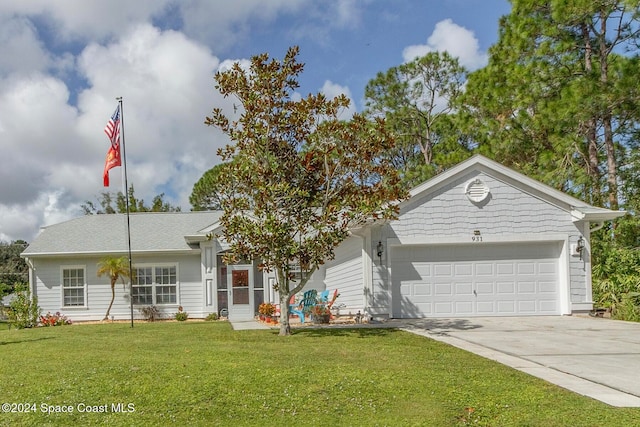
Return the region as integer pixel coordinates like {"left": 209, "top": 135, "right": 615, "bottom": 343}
{"left": 402, "top": 19, "right": 487, "bottom": 70}
{"left": 320, "top": 81, "right": 357, "bottom": 119}
{"left": 0, "top": 16, "right": 52, "bottom": 75}
{"left": 287, "top": 0, "right": 366, "bottom": 46}
{"left": 74, "top": 23, "right": 229, "bottom": 211}
{"left": 178, "top": 0, "right": 306, "bottom": 52}
{"left": 0, "top": 23, "right": 233, "bottom": 241}
{"left": 0, "top": 0, "right": 172, "bottom": 43}
{"left": 0, "top": 1, "right": 307, "bottom": 53}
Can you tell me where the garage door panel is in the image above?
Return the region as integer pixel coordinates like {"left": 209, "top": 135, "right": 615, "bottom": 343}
{"left": 434, "top": 264, "right": 453, "bottom": 276}
{"left": 539, "top": 300, "right": 558, "bottom": 313}
{"left": 476, "top": 263, "right": 494, "bottom": 275}
{"left": 434, "top": 302, "right": 453, "bottom": 314}
{"left": 392, "top": 243, "right": 561, "bottom": 318}
{"left": 539, "top": 281, "right": 556, "bottom": 293}
{"left": 476, "top": 301, "right": 495, "bottom": 313}
{"left": 539, "top": 262, "right": 557, "bottom": 274}
{"left": 455, "top": 264, "right": 473, "bottom": 276}
{"left": 518, "top": 300, "right": 536, "bottom": 312}
{"left": 455, "top": 282, "right": 473, "bottom": 295}
{"left": 517, "top": 263, "right": 535, "bottom": 275}
{"left": 497, "top": 301, "right": 516, "bottom": 313}
{"left": 454, "top": 301, "right": 474, "bottom": 314}
{"left": 496, "top": 263, "right": 515, "bottom": 275}
{"left": 434, "top": 282, "right": 453, "bottom": 295}
{"left": 414, "top": 263, "right": 432, "bottom": 277}
{"left": 496, "top": 281, "right": 515, "bottom": 294}
{"left": 476, "top": 282, "right": 494, "bottom": 294}
{"left": 414, "top": 283, "right": 432, "bottom": 296}
{"left": 517, "top": 281, "right": 536, "bottom": 293}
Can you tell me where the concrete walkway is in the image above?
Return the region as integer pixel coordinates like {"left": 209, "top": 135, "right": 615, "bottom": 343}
{"left": 395, "top": 316, "right": 640, "bottom": 407}
{"left": 229, "top": 320, "right": 272, "bottom": 330}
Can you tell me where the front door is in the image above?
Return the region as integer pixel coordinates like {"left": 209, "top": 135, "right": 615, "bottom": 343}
{"left": 227, "top": 265, "right": 254, "bottom": 321}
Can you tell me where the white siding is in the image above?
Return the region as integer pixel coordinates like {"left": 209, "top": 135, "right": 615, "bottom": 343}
{"left": 369, "top": 170, "right": 590, "bottom": 317}
{"left": 324, "top": 236, "right": 363, "bottom": 313}
{"left": 31, "top": 253, "right": 204, "bottom": 322}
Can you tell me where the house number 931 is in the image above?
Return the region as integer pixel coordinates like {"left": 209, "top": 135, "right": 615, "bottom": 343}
{"left": 472, "top": 235, "right": 483, "bottom": 242}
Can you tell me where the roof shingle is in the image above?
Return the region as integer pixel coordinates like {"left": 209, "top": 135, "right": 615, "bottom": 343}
{"left": 22, "top": 211, "right": 223, "bottom": 256}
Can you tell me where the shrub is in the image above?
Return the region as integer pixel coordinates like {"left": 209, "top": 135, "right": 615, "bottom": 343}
{"left": 205, "top": 313, "right": 218, "bottom": 321}
{"left": 139, "top": 305, "right": 161, "bottom": 322}
{"left": 39, "top": 312, "right": 72, "bottom": 327}
{"left": 8, "top": 283, "right": 40, "bottom": 329}
{"left": 592, "top": 242, "right": 640, "bottom": 321}
{"left": 175, "top": 306, "right": 189, "bottom": 321}
{"left": 258, "top": 302, "right": 275, "bottom": 316}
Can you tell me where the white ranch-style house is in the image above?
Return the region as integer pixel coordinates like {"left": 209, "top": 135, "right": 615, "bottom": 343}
{"left": 21, "top": 155, "right": 624, "bottom": 322}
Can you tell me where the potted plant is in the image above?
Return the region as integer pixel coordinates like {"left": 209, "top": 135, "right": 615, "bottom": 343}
{"left": 258, "top": 302, "right": 275, "bottom": 322}
{"left": 311, "top": 304, "right": 331, "bottom": 324}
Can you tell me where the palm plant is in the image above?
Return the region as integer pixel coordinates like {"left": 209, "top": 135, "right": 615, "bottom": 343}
{"left": 96, "top": 256, "right": 131, "bottom": 321}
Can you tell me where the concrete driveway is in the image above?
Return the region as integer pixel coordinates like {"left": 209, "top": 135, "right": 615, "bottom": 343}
{"left": 396, "top": 316, "right": 640, "bottom": 407}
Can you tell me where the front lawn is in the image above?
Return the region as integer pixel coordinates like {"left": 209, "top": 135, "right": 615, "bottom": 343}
{"left": 0, "top": 322, "right": 637, "bottom": 426}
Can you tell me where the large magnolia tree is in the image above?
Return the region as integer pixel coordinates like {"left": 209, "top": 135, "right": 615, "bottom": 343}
{"left": 205, "top": 46, "right": 407, "bottom": 335}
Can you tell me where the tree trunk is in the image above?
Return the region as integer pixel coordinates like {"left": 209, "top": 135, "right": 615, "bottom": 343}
{"left": 277, "top": 265, "right": 316, "bottom": 336}
{"left": 278, "top": 294, "right": 292, "bottom": 336}
{"left": 103, "top": 279, "right": 116, "bottom": 321}
{"left": 581, "top": 23, "right": 602, "bottom": 205}
{"left": 597, "top": 10, "right": 618, "bottom": 210}
{"left": 277, "top": 268, "right": 292, "bottom": 336}
{"left": 603, "top": 113, "right": 618, "bottom": 210}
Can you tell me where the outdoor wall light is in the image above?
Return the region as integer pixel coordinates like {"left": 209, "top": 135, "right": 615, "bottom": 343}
{"left": 576, "top": 236, "right": 585, "bottom": 260}
{"left": 376, "top": 241, "right": 384, "bottom": 259}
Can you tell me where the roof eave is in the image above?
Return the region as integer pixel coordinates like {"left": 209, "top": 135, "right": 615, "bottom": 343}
{"left": 21, "top": 248, "right": 201, "bottom": 258}
{"left": 571, "top": 208, "right": 627, "bottom": 222}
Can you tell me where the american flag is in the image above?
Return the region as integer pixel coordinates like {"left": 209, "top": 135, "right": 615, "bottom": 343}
{"left": 104, "top": 105, "right": 120, "bottom": 148}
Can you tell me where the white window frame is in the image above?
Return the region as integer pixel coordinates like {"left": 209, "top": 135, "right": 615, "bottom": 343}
{"left": 131, "top": 263, "right": 179, "bottom": 306}
{"left": 60, "top": 265, "right": 87, "bottom": 308}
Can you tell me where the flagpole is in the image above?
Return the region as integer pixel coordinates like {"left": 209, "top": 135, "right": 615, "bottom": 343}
{"left": 117, "top": 97, "right": 135, "bottom": 328}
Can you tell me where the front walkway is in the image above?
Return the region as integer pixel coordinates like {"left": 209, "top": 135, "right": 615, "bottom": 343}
{"left": 229, "top": 320, "right": 271, "bottom": 330}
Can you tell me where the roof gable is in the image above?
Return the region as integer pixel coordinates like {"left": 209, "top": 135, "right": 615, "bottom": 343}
{"left": 403, "top": 154, "right": 624, "bottom": 222}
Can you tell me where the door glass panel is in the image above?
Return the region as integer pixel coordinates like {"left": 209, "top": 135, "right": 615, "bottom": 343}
{"left": 232, "top": 270, "right": 249, "bottom": 304}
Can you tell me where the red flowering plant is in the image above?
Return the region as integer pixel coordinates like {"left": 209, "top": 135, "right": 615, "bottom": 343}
{"left": 39, "top": 311, "right": 72, "bottom": 327}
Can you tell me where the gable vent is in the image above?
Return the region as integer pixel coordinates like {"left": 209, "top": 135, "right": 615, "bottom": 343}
{"left": 465, "top": 179, "right": 490, "bottom": 203}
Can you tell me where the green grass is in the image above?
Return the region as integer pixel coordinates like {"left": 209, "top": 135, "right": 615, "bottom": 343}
{"left": 1, "top": 322, "right": 639, "bottom": 426}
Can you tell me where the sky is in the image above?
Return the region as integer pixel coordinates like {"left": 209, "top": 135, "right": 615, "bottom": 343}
{"left": 0, "top": 0, "right": 511, "bottom": 242}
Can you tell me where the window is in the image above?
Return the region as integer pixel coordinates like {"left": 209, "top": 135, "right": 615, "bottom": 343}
{"left": 132, "top": 265, "right": 178, "bottom": 305}
{"left": 62, "top": 267, "right": 86, "bottom": 307}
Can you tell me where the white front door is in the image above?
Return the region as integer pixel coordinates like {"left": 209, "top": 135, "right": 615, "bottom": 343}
{"left": 227, "top": 265, "right": 254, "bottom": 321}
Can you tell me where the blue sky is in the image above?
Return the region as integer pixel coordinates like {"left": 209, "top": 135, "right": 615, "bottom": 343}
{"left": 0, "top": 0, "right": 511, "bottom": 242}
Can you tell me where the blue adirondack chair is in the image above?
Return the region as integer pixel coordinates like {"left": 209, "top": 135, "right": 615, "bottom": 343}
{"left": 289, "top": 289, "right": 318, "bottom": 323}
{"left": 289, "top": 295, "right": 304, "bottom": 323}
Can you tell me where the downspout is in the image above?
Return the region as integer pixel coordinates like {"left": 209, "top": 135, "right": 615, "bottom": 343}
{"left": 590, "top": 221, "right": 605, "bottom": 233}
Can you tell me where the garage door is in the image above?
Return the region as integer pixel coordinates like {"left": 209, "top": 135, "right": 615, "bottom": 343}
{"left": 391, "top": 243, "right": 561, "bottom": 318}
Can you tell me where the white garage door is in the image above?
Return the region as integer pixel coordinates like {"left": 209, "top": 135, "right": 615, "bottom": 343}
{"left": 391, "top": 243, "right": 561, "bottom": 318}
